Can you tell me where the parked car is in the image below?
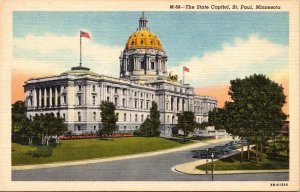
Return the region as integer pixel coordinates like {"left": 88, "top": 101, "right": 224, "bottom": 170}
{"left": 192, "top": 150, "right": 208, "bottom": 158}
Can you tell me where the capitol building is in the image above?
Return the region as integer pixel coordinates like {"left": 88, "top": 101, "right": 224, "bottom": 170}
{"left": 24, "top": 13, "right": 217, "bottom": 137}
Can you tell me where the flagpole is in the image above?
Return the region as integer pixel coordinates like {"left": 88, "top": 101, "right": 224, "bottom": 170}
{"left": 183, "top": 67, "right": 185, "bottom": 85}
{"left": 80, "top": 31, "right": 82, "bottom": 67}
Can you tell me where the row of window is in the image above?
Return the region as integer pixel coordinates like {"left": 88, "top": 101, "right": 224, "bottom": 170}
{"left": 77, "top": 112, "right": 150, "bottom": 123}
{"left": 29, "top": 112, "right": 66, "bottom": 121}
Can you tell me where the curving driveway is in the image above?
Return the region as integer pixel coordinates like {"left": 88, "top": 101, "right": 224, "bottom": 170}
{"left": 12, "top": 140, "right": 288, "bottom": 181}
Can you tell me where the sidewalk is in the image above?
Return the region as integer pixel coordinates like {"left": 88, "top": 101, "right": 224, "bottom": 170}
{"left": 13, "top": 137, "right": 233, "bottom": 171}
{"left": 174, "top": 148, "right": 289, "bottom": 175}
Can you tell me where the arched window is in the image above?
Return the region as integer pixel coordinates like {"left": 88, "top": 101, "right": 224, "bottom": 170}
{"left": 124, "top": 113, "right": 126, "bottom": 122}
{"left": 141, "top": 61, "right": 145, "bottom": 69}
{"left": 135, "top": 114, "right": 138, "bottom": 122}
{"left": 141, "top": 114, "right": 144, "bottom": 122}
{"left": 93, "top": 112, "right": 96, "bottom": 121}
{"left": 78, "top": 112, "right": 81, "bottom": 122}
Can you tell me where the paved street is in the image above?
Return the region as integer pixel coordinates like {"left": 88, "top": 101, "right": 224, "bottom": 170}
{"left": 12, "top": 140, "right": 288, "bottom": 181}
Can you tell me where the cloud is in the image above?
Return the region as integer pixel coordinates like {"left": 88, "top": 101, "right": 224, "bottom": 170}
{"left": 13, "top": 33, "right": 123, "bottom": 77}
{"left": 169, "top": 34, "right": 288, "bottom": 87}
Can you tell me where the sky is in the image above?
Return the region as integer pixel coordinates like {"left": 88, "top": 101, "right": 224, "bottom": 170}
{"left": 12, "top": 11, "right": 289, "bottom": 113}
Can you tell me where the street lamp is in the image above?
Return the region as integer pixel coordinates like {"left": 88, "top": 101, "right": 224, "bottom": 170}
{"left": 211, "top": 152, "right": 214, "bottom": 181}
{"left": 206, "top": 148, "right": 208, "bottom": 174}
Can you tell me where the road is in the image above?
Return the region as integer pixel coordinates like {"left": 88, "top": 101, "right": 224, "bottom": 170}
{"left": 12, "top": 140, "right": 288, "bottom": 181}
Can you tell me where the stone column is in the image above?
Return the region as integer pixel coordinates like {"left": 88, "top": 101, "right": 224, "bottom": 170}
{"left": 32, "top": 88, "right": 37, "bottom": 107}
{"left": 38, "top": 88, "right": 42, "bottom": 108}
{"left": 49, "top": 87, "right": 52, "bottom": 107}
{"left": 43, "top": 88, "right": 47, "bottom": 107}
{"left": 55, "top": 86, "right": 58, "bottom": 106}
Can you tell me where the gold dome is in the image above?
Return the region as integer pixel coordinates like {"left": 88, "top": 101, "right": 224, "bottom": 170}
{"left": 126, "top": 30, "right": 163, "bottom": 51}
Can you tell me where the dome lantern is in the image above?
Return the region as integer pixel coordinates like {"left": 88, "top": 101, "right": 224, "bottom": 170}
{"left": 139, "top": 11, "right": 148, "bottom": 30}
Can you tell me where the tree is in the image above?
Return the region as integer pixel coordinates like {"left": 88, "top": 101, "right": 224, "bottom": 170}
{"left": 177, "top": 111, "right": 197, "bottom": 142}
{"left": 29, "top": 113, "right": 67, "bottom": 145}
{"left": 135, "top": 101, "right": 160, "bottom": 137}
{"left": 207, "top": 108, "right": 226, "bottom": 130}
{"left": 12, "top": 101, "right": 32, "bottom": 144}
{"left": 223, "top": 74, "right": 287, "bottom": 162}
{"left": 99, "top": 101, "right": 118, "bottom": 140}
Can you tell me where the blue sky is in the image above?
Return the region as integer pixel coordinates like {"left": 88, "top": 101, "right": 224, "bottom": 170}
{"left": 13, "top": 11, "right": 289, "bottom": 87}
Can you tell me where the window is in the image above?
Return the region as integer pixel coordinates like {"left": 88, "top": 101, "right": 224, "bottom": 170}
{"left": 152, "top": 94, "right": 154, "bottom": 99}
{"left": 92, "top": 96, "right": 96, "bottom": 105}
{"left": 93, "top": 112, "right": 96, "bottom": 121}
{"left": 116, "top": 113, "right": 119, "bottom": 121}
{"left": 107, "top": 86, "right": 110, "bottom": 93}
{"left": 78, "top": 85, "right": 82, "bottom": 91}
{"left": 130, "top": 114, "right": 132, "bottom": 122}
{"left": 63, "top": 113, "right": 65, "bottom": 121}
{"left": 115, "top": 97, "right": 118, "bottom": 106}
{"left": 123, "top": 98, "right": 126, "bottom": 107}
{"left": 146, "top": 101, "right": 149, "bottom": 109}
{"left": 146, "top": 93, "right": 148, "bottom": 98}
{"left": 63, "top": 95, "right": 67, "bottom": 104}
{"left": 167, "top": 115, "right": 169, "bottom": 123}
{"left": 140, "top": 40, "right": 144, "bottom": 44}
{"left": 92, "top": 85, "right": 96, "bottom": 92}
{"left": 115, "top": 87, "right": 118, "bottom": 94}
{"left": 131, "top": 41, "right": 134, "bottom": 45}
{"left": 134, "top": 92, "right": 137, "bottom": 97}
{"left": 77, "top": 125, "right": 81, "bottom": 131}
{"left": 124, "top": 113, "right": 126, "bottom": 122}
{"left": 135, "top": 114, "right": 138, "bottom": 122}
{"left": 78, "top": 112, "right": 81, "bottom": 122}
{"left": 140, "top": 101, "right": 143, "bottom": 109}
{"left": 57, "top": 112, "right": 60, "bottom": 118}
{"left": 135, "top": 100, "right": 137, "bottom": 108}
{"left": 94, "top": 126, "right": 96, "bottom": 130}
{"left": 140, "top": 93, "right": 143, "bottom": 97}
{"left": 151, "top": 62, "right": 154, "bottom": 69}
{"left": 107, "top": 96, "right": 110, "bottom": 102}
{"left": 78, "top": 95, "right": 81, "bottom": 105}
{"left": 141, "top": 61, "right": 145, "bottom": 69}
{"left": 141, "top": 114, "right": 144, "bottom": 122}
{"left": 123, "top": 89, "right": 126, "bottom": 95}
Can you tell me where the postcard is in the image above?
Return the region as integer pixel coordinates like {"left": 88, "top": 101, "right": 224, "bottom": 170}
{"left": 0, "top": 0, "right": 299, "bottom": 191}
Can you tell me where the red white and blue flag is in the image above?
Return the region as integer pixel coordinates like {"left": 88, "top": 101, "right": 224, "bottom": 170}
{"left": 80, "top": 31, "right": 91, "bottom": 39}
{"left": 183, "top": 66, "right": 190, "bottom": 72}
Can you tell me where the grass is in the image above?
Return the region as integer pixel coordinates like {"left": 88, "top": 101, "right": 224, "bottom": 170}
{"left": 196, "top": 150, "right": 289, "bottom": 171}
{"left": 12, "top": 137, "right": 191, "bottom": 166}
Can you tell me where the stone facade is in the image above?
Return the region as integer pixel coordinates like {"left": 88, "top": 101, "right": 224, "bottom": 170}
{"left": 24, "top": 13, "right": 217, "bottom": 137}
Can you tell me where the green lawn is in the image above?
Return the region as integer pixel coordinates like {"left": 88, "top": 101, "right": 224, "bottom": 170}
{"left": 196, "top": 150, "right": 289, "bottom": 171}
{"left": 12, "top": 137, "right": 190, "bottom": 166}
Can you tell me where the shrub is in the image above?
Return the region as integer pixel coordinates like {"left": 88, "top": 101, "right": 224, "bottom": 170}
{"left": 25, "top": 146, "right": 53, "bottom": 158}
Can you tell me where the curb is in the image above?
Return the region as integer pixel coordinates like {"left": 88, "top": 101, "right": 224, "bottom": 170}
{"left": 174, "top": 167, "right": 289, "bottom": 175}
